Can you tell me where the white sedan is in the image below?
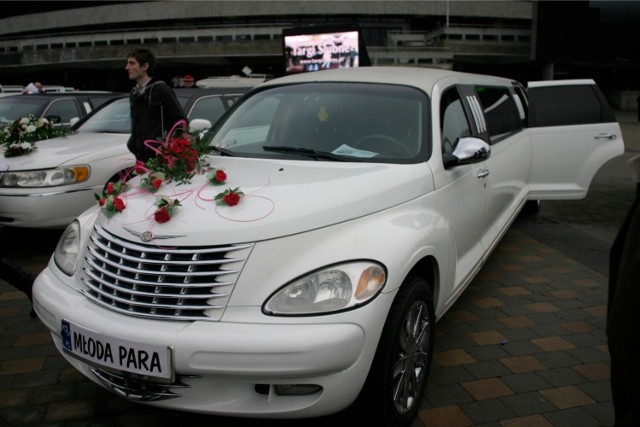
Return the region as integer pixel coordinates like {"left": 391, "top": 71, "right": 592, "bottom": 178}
{"left": 0, "top": 88, "right": 247, "bottom": 228}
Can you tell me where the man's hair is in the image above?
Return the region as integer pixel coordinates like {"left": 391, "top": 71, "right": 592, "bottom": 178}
{"left": 127, "top": 47, "right": 156, "bottom": 76}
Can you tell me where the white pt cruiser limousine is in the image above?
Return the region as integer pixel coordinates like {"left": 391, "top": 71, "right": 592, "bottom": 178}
{"left": 33, "top": 67, "right": 623, "bottom": 427}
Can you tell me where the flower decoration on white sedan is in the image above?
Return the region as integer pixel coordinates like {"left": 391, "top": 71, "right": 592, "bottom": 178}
{"left": 132, "top": 121, "right": 246, "bottom": 216}
{"left": 140, "top": 121, "right": 210, "bottom": 185}
{"left": 215, "top": 187, "right": 244, "bottom": 207}
{"left": 139, "top": 171, "right": 166, "bottom": 193}
{"left": 207, "top": 168, "right": 227, "bottom": 185}
{"left": 153, "top": 196, "right": 181, "bottom": 223}
{"left": 1, "top": 115, "right": 74, "bottom": 158}
{"left": 95, "top": 180, "right": 129, "bottom": 218}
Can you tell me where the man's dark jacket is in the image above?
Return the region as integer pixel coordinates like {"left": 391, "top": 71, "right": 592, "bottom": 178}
{"left": 128, "top": 79, "right": 187, "bottom": 162}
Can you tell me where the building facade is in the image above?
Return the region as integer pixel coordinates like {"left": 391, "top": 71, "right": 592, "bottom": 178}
{"left": 0, "top": 0, "right": 637, "bottom": 106}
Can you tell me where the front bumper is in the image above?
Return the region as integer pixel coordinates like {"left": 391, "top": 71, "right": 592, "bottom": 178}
{"left": 0, "top": 186, "right": 99, "bottom": 228}
{"left": 33, "top": 264, "right": 392, "bottom": 418}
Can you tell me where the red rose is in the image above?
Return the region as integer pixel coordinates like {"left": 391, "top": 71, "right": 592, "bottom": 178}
{"left": 168, "top": 143, "right": 183, "bottom": 155}
{"left": 106, "top": 182, "right": 115, "bottom": 194}
{"left": 113, "top": 197, "right": 126, "bottom": 212}
{"left": 154, "top": 207, "right": 171, "bottom": 223}
{"left": 133, "top": 161, "right": 146, "bottom": 174}
{"left": 174, "top": 136, "right": 190, "bottom": 148}
{"left": 214, "top": 170, "right": 227, "bottom": 183}
{"left": 98, "top": 198, "right": 106, "bottom": 206}
{"left": 224, "top": 192, "right": 241, "bottom": 206}
{"left": 182, "top": 147, "right": 198, "bottom": 171}
{"left": 152, "top": 178, "right": 163, "bottom": 190}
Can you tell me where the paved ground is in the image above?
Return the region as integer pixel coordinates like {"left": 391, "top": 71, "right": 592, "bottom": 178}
{"left": 1, "top": 110, "right": 639, "bottom": 426}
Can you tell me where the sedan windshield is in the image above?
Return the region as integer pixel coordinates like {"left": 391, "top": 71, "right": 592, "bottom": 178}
{"left": 76, "top": 98, "right": 130, "bottom": 133}
{"left": 0, "top": 96, "right": 45, "bottom": 126}
{"left": 209, "top": 82, "right": 429, "bottom": 163}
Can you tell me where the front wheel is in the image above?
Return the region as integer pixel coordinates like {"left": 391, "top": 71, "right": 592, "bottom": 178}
{"left": 351, "top": 275, "right": 435, "bottom": 427}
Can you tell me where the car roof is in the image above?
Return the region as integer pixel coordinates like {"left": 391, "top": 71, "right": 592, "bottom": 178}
{"left": 258, "top": 66, "right": 516, "bottom": 96}
{"left": 10, "top": 91, "right": 121, "bottom": 98}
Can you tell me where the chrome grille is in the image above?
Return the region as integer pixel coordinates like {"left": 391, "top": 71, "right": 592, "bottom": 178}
{"left": 91, "top": 367, "right": 194, "bottom": 401}
{"left": 81, "top": 224, "right": 252, "bottom": 321}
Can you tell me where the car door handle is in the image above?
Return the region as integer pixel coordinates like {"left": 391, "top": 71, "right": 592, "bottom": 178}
{"left": 594, "top": 133, "right": 617, "bottom": 140}
{"left": 477, "top": 168, "right": 490, "bottom": 178}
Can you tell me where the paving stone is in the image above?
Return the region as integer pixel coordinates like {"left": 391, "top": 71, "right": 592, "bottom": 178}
{"left": 45, "top": 398, "right": 97, "bottom": 422}
{"left": 537, "top": 367, "right": 589, "bottom": 387}
{"left": 465, "top": 359, "right": 512, "bottom": 380}
{"left": 543, "top": 406, "right": 605, "bottom": 427}
{"left": 499, "top": 391, "right": 557, "bottom": 416}
{"left": 461, "top": 378, "right": 514, "bottom": 400}
{"left": 540, "top": 385, "right": 597, "bottom": 409}
{"left": 460, "top": 398, "right": 518, "bottom": 424}
{"left": 499, "top": 355, "right": 547, "bottom": 374}
{"left": 418, "top": 404, "right": 474, "bottom": 427}
{"left": 500, "top": 372, "right": 553, "bottom": 394}
{"left": 424, "top": 383, "right": 474, "bottom": 407}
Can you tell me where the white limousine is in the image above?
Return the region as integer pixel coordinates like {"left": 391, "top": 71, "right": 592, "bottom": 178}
{"left": 33, "top": 67, "right": 623, "bottom": 427}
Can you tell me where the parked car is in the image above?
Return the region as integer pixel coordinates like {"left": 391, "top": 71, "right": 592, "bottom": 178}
{"left": 0, "top": 87, "right": 249, "bottom": 228}
{"left": 0, "top": 91, "right": 122, "bottom": 128}
{"left": 33, "top": 67, "right": 623, "bottom": 426}
{"left": 0, "top": 84, "right": 24, "bottom": 94}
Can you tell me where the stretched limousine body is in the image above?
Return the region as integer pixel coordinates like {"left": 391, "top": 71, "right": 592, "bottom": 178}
{"left": 33, "top": 67, "right": 623, "bottom": 427}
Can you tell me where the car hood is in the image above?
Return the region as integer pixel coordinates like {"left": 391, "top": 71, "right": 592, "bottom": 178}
{"left": 97, "top": 156, "right": 434, "bottom": 244}
{"left": 0, "top": 132, "right": 131, "bottom": 170}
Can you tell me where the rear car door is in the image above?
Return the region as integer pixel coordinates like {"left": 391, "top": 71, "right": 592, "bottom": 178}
{"left": 462, "top": 83, "right": 531, "bottom": 253}
{"left": 527, "top": 79, "right": 624, "bottom": 199}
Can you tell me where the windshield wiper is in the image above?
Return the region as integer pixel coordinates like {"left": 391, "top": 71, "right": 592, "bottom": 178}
{"left": 209, "top": 145, "right": 235, "bottom": 157}
{"left": 263, "top": 145, "right": 351, "bottom": 162}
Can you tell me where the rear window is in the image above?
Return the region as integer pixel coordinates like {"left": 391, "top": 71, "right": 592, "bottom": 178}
{"left": 527, "top": 84, "right": 616, "bottom": 127}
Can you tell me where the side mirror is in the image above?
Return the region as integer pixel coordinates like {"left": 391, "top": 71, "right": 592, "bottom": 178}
{"left": 189, "top": 118, "right": 212, "bottom": 132}
{"left": 69, "top": 117, "right": 80, "bottom": 127}
{"left": 443, "top": 136, "right": 491, "bottom": 169}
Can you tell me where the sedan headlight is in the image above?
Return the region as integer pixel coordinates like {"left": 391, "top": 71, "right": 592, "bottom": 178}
{"left": 54, "top": 221, "right": 81, "bottom": 276}
{"left": 1, "top": 165, "right": 90, "bottom": 187}
{"left": 264, "top": 261, "right": 386, "bottom": 315}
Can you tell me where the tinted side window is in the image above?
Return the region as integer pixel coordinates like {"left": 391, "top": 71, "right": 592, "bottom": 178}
{"left": 188, "top": 96, "right": 227, "bottom": 125}
{"left": 475, "top": 86, "right": 522, "bottom": 143}
{"left": 44, "top": 99, "right": 81, "bottom": 125}
{"left": 441, "top": 87, "right": 471, "bottom": 156}
{"left": 528, "top": 85, "right": 616, "bottom": 127}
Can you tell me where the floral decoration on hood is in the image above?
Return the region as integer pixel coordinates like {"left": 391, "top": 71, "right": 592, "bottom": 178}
{"left": 1, "top": 115, "right": 74, "bottom": 158}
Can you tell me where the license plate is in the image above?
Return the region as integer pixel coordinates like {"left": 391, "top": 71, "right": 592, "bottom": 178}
{"left": 61, "top": 319, "right": 173, "bottom": 380}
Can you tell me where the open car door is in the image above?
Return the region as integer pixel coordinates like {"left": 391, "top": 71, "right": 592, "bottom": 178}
{"left": 526, "top": 79, "right": 624, "bottom": 200}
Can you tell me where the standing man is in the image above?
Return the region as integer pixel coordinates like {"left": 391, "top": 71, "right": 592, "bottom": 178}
{"left": 125, "top": 47, "right": 187, "bottom": 162}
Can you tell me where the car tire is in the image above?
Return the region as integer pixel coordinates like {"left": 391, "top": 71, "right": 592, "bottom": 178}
{"left": 350, "top": 275, "right": 435, "bottom": 427}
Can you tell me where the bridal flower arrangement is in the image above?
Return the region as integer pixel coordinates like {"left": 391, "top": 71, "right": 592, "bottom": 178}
{"left": 95, "top": 180, "right": 129, "bottom": 218}
{"left": 95, "top": 120, "right": 244, "bottom": 223}
{"left": 1, "top": 115, "right": 74, "bottom": 158}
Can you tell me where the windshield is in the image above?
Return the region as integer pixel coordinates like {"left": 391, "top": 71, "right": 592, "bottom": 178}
{"left": 208, "top": 82, "right": 429, "bottom": 163}
{"left": 76, "top": 98, "right": 130, "bottom": 133}
{"left": 0, "top": 96, "right": 45, "bottom": 126}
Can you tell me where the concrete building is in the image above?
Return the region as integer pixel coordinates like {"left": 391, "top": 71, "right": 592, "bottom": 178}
{"left": 0, "top": 1, "right": 638, "bottom": 107}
